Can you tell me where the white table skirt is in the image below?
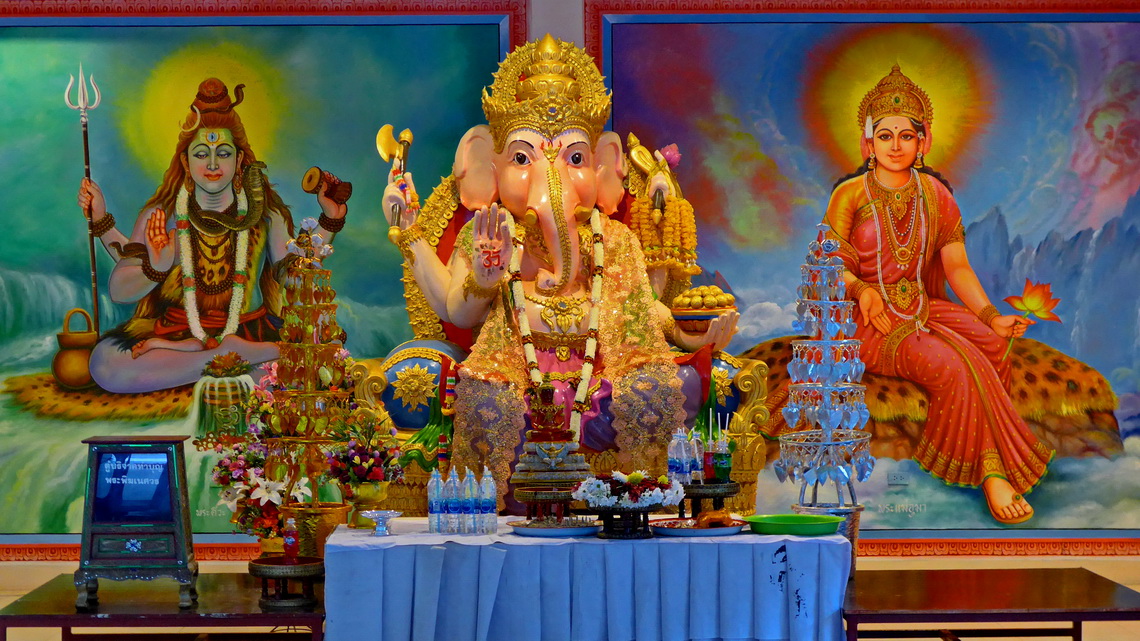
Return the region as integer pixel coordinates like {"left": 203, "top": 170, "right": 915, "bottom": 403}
{"left": 324, "top": 517, "right": 850, "bottom": 641}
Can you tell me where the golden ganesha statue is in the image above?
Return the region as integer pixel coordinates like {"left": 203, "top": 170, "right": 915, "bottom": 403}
{"left": 353, "top": 35, "right": 771, "bottom": 514}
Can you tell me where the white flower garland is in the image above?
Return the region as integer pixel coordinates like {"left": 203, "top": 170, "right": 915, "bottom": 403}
{"left": 176, "top": 186, "right": 250, "bottom": 346}
{"left": 571, "top": 471, "right": 685, "bottom": 509}
{"left": 507, "top": 208, "right": 604, "bottom": 442}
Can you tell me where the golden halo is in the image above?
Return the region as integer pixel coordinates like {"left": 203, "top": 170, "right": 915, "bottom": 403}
{"left": 120, "top": 42, "right": 284, "bottom": 180}
{"left": 802, "top": 24, "right": 991, "bottom": 176}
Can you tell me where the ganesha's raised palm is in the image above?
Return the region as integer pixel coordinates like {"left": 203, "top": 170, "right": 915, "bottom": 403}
{"left": 471, "top": 204, "right": 512, "bottom": 290}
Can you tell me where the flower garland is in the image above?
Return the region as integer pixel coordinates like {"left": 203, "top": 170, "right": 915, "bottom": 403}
{"left": 176, "top": 186, "right": 250, "bottom": 347}
{"left": 507, "top": 208, "right": 604, "bottom": 442}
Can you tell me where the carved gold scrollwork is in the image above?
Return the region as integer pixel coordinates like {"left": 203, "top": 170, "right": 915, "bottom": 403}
{"left": 349, "top": 358, "right": 388, "bottom": 409}
{"left": 725, "top": 357, "right": 770, "bottom": 516}
{"left": 728, "top": 358, "right": 769, "bottom": 434}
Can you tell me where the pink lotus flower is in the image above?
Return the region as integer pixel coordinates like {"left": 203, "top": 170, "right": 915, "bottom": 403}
{"left": 660, "top": 143, "right": 681, "bottom": 168}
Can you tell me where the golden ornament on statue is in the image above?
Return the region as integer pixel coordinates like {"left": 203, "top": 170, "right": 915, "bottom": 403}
{"left": 482, "top": 33, "right": 611, "bottom": 152}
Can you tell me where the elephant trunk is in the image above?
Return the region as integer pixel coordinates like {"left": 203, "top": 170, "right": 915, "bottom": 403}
{"left": 533, "top": 162, "right": 581, "bottom": 297}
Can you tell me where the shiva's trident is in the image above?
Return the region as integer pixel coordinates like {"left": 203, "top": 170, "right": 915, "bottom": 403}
{"left": 65, "top": 64, "right": 102, "bottom": 334}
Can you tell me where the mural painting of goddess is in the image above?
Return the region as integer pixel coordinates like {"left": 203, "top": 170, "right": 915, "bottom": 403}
{"left": 822, "top": 66, "right": 1054, "bottom": 524}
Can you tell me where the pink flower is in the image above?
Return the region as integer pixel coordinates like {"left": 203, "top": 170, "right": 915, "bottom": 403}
{"left": 258, "top": 362, "right": 279, "bottom": 388}
{"left": 660, "top": 144, "right": 681, "bottom": 168}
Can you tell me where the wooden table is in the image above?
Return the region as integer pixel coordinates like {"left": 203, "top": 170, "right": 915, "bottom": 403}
{"left": 0, "top": 573, "right": 323, "bottom": 641}
{"left": 843, "top": 568, "right": 1140, "bottom": 640}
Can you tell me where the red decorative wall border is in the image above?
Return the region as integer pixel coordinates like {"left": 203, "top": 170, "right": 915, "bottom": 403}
{"left": 859, "top": 538, "right": 1140, "bottom": 557}
{"left": 4, "top": 539, "right": 1138, "bottom": 560}
{"left": 0, "top": 0, "right": 527, "bottom": 48}
{"left": 0, "top": 544, "right": 260, "bottom": 562}
{"left": 585, "top": 0, "right": 1140, "bottom": 62}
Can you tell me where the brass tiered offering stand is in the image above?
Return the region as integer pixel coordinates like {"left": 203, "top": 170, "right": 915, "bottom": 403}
{"left": 271, "top": 233, "right": 351, "bottom": 557}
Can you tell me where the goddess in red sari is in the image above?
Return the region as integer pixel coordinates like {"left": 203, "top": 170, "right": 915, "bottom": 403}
{"left": 823, "top": 66, "right": 1054, "bottom": 524}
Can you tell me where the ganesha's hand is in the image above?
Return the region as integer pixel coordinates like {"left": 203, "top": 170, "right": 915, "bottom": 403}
{"left": 383, "top": 170, "right": 417, "bottom": 229}
{"left": 471, "top": 203, "right": 511, "bottom": 290}
{"left": 316, "top": 170, "right": 347, "bottom": 220}
{"left": 145, "top": 208, "right": 176, "bottom": 271}
{"left": 673, "top": 310, "right": 739, "bottom": 352}
{"left": 858, "top": 288, "right": 891, "bottom": 335}
{"left": 991, "top": 314, "right": 1033, "bottom": 339}
{"left": 704, "top": 310, "right": 739, "bottom": 351}
{"left": 77, "top": 178, "right": 107, "bottom": 222}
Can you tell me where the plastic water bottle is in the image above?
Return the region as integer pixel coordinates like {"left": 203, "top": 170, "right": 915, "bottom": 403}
{"left": 667, "top": 429, "right": 691, "bottom": 485}
{"left": 690, "top": 429, "right": 705, "bottom": 484}
{"left": 426, "top": 468, "right": 444, "bottom": 533}
{"left": 461, "top": 468, "right": 478, "bottom": 534}
{"left": 479, "top": 466, "right": 498, "bottom": 534}
{"left": 444, "top": 468, "right": 461, "bottom": 533}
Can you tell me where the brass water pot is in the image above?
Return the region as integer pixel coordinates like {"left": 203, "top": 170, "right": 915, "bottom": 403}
{"left": 51, "top": 308, "right": 97, "bottom": 390}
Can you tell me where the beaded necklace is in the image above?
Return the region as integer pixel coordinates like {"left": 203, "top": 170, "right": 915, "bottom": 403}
{"left": 863, "top": 169, "right": 927, "bottom": 327}
{"left": 175, "top": 186, "right": 250, "bottom": 346}
{"left": 508, "top": 209, "right": 604, "bottom": 441}
{"left": 869, "top": 172, "right": 920, "bottom": 265}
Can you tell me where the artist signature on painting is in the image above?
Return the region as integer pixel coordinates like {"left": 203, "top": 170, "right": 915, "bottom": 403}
{"left": 877, "top": 502, "right": 927, "bottom": 517}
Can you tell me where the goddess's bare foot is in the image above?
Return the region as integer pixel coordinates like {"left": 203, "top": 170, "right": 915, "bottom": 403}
{"left": 982, "top": 476, "right": 1033, "bottom": 524}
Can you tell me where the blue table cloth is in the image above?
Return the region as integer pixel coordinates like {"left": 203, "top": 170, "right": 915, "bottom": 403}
{"left": 324, "top": 517, "right": 850, "bottom": 641}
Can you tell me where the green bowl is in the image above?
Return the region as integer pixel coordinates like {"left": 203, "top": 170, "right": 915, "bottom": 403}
{"left": 742, "top": 514, "right": 845, "bottom": 535}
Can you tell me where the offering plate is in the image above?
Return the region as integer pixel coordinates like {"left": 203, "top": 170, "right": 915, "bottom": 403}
{"left": 507, "top": 519, "right": 601, "bottom": 538}
{"left": 649, "top": 518, "right": 745, "bottom": 537}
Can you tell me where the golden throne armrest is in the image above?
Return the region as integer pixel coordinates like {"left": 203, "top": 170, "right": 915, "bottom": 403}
{"left": 727, "top": 357, "right": 770, "bottom": 516}
{"left": 349, "top": 357, "right": 389, "bottom": 409}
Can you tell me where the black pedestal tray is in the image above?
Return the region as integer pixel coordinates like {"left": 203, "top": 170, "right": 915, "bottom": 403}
{"left": 515, "top": 487, "right": 574, "bottom": 522}
{"left": 677, "top": 481, "right": 740, "bottom": 519}
{"left": 247, "top": 557, "right": 324, "bottom": 610}
{"left": 594, "top": 505, "right": 657, "bottom": 539}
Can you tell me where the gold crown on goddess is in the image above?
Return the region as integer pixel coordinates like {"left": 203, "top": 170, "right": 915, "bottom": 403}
{"left": 482, "top": 34, "right": 611, "bottom": 153}
{"left": 857, "top": 64, "right": 934, "bottom": 134}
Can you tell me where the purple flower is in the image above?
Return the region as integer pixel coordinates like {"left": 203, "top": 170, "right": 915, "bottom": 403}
{"left": 660, "top": 143, "right": 681, "bottom": 168}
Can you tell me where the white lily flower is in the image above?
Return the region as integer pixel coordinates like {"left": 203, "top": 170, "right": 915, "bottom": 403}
{"left": 217, "top": 484, "right": 245, "bottom": 512}
{"left": 290, "top": 477, "right": 313, "bottom": 501}
{"left": 250, "top": 478, "right": 285, "bottom": 506}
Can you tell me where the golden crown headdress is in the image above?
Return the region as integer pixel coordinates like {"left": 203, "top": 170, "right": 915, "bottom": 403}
{"left": 482, "top": 34, "right": 611, "bottom": 153}
{"left": 857, "top": 64, "right": 933, "bottom": 134}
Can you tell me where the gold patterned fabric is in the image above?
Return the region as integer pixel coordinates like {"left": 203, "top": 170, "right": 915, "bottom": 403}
{"left": 453, "top": 217, "right": 684, "bottom": 507}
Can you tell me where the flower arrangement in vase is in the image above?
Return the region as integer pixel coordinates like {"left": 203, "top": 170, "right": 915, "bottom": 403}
{"left": 325, "top": 415, "right": 405, "bottom": 528}
{"left": 208, "top": 434, "right": 312, "bottom": 542}
{"left": 572, "top": 471, "right": 684, "bottom": 539}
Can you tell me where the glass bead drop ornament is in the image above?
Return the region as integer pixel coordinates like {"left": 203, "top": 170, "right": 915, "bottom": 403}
{"left": 774, "top": 223, "right": 875, "bottom": 509}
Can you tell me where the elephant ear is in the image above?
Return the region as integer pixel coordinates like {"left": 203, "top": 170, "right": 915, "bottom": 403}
{"left": 454, "top": 125, "right": 498, "bottom": 211}
{"left": 594, "top": 131, "right": 627, "bottom": 216}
